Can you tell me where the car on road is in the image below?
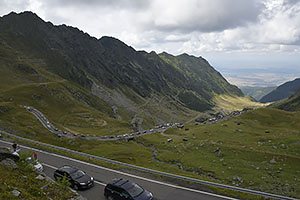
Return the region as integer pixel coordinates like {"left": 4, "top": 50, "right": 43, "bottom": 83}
{"left": 104, "top": 178, "right": 153, "bottom": 200}
{"left": 54, "top": 165, "right": 94, "bottom": 190}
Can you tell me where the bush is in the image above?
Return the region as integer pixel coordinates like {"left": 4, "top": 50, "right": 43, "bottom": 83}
{"left": 56, "top": 175, "right": 71, "bottom": 189}
{"left": 17, "top": 150, "right": 34, "bottom": 172}
{"left": 28, "top": 187, "right": 42, "bottom": 197}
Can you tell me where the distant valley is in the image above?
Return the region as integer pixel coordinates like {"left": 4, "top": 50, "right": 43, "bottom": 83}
{"left": 239, "top": 86, "right": 276, "bottom": 101}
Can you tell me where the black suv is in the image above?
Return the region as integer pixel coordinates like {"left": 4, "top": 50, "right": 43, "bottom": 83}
{"left": 54, "top": 165, "right": 94, "bottom": 190}
{"left": 104, "top": 178, "right": 153, "bottom": 200}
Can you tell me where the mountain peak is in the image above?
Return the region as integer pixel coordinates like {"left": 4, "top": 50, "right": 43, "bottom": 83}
{"left": 159, "top": 51, "right": 174, "bottom": 58}
{"left": 99, "top": 36, "right": 134, "bottom": 49}
{"left": 179, "top": 52, "right": 191, "bottom": 57}
{"left": 2, "top": 11, "right": 43, "bottom": 21}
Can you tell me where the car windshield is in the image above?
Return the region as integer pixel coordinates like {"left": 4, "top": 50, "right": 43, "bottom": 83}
{"left": 127, "top": 183, "right": 144, "bottom": 197}
{"left": 70, "top": 170, "right": 85, "bottom": 179}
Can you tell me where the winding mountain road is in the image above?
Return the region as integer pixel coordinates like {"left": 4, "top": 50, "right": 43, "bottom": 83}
{"left": 24, "top": 106, "right": 175, "bottom": 141}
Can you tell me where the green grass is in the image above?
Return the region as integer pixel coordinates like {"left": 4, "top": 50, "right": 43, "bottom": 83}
{"left": 0, "top": 152, "right": 75, "bottom": 200}
{"left": 0, "top": 80, "right": 133, "bottom": 136}
{"left": 1, "top": 98, "right": 300, "bottom": 199}
{"left": 149, "top": 108, "right": 300, "bottom": 198}
{"left": 213, "top": 94, "right": 268, "bottom": 113}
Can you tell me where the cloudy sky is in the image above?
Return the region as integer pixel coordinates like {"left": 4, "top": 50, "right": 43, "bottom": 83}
{"left": 1, "top": 0, "right": 300, "bottom": 86}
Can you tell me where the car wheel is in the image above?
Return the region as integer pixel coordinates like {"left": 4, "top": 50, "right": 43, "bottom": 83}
{"left": 73, "top": 184, "right": 79, "bottom": 190}
{"left": 107, "top": 196, "right": 114, "bottom": 200}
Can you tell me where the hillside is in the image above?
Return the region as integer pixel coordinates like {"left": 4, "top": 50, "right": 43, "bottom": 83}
{"left": 273, "top": 89, "right": 300, "bottom": 111}
{"left": 0, "top": 11, "right": 244, "bottom": 135}
{"left": 260, "top": 78, "right": 300, "bottom": 103}
{"left": 0, "top": 148, "right": 76, "bottom": 200}
{"left": 239, "top": 86, "right": 276, "bottom": 101}
{"left": 159, "top": 52, "right": 242, "bottom": 111}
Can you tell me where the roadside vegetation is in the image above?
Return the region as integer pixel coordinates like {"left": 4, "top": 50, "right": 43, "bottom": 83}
{"left": 0, "top": 150, "right": 76, "bottom": 200}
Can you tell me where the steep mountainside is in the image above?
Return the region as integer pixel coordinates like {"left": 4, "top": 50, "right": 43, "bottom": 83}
{"left": 0, "top": 11, "right": 243, "bottom": 132}
{"left": 260, "top": 78, "right": 300, "bottom": 103}
{"left": 240, "top": 86, "right": 276, "bottom": 101}
{"left": 159, "top": 52, "right": 242, "bottom": 110}
{"left": 274, "top": 89, "right": 300, "bottom": 111}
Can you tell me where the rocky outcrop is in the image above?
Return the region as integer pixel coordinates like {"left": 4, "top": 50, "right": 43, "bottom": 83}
{"left": 0, "top": 149, "right": 19, "bottom": 162}
{"left": 1, "top": 158, "right": 18, "bottom": 169}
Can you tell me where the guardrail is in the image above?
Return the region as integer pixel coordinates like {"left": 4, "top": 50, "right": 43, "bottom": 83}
{"left": 0, "top": 130, "right": 298, "bottom": 200}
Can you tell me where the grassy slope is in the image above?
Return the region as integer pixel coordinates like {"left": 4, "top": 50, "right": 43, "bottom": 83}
{"left": 2, "top": 107, "right": 299, "bottom": 198}
{"left": 213, "top": 95, "right": 268, "bottom": 113}
{"left": 0, "top": 151, "right": 75, "bottom": 200}
{"left": 147, "top": 108, "right": 300, "bottom": 197}
{"left": 272, "top": 89, "right": 300, "bottom": 112}
{"left": 0, "top": 45, "right": 133, "bottom": 137}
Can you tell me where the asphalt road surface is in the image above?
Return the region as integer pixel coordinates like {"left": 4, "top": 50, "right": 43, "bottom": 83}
{"left": 0, "top": 139, "right": 236, "bottom": 200}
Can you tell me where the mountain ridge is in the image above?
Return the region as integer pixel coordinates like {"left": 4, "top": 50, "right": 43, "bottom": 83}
{"left": 260, "top": 78, "right": 300, "bottom": 103}
{"left": 274, "top": 88, "right": 300, "bottom": 111}
{"left": 0, "top": 11, "right": 243, "bottom": 128}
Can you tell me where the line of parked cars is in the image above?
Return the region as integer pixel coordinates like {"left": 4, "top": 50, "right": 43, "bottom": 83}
{"left": 53, "top": 165, "right": 154, "bottom": 200}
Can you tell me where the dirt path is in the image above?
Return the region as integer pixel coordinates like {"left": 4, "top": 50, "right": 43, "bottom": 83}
{"left": 64, "top": 127, "right": 80, "bottom": 136}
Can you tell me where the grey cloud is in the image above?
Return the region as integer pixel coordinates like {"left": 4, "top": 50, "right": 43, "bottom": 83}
{"left": 283, "top": 0, "right": 300, "bottom": 6}
{"left": 148, "top": 0, "right": 265, "bottom": 33}
{"left": 42, "top": 0, "right": 151, "bottom": 10}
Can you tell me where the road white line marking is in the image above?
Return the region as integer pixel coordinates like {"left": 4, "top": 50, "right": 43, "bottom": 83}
{"left": 42, "top": 162, "right": 106, "bottom": 186}
{"left": 0, "top": 140, "right": 236, "bottom": 200}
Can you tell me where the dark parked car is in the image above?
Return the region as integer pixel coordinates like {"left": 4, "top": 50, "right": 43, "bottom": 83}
{"left": 54, "top": 165, "right": 94, "bottom": 190}
{"left": 104, "top": 178, "right": 153, "bottom": 200}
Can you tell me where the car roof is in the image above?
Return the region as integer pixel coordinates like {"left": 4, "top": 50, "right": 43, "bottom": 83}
{"left": 109, "top": 178, "right": 136, "bottom": 190}
{"left": 58, "top": 165, "right": 77, "bottom": 174}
